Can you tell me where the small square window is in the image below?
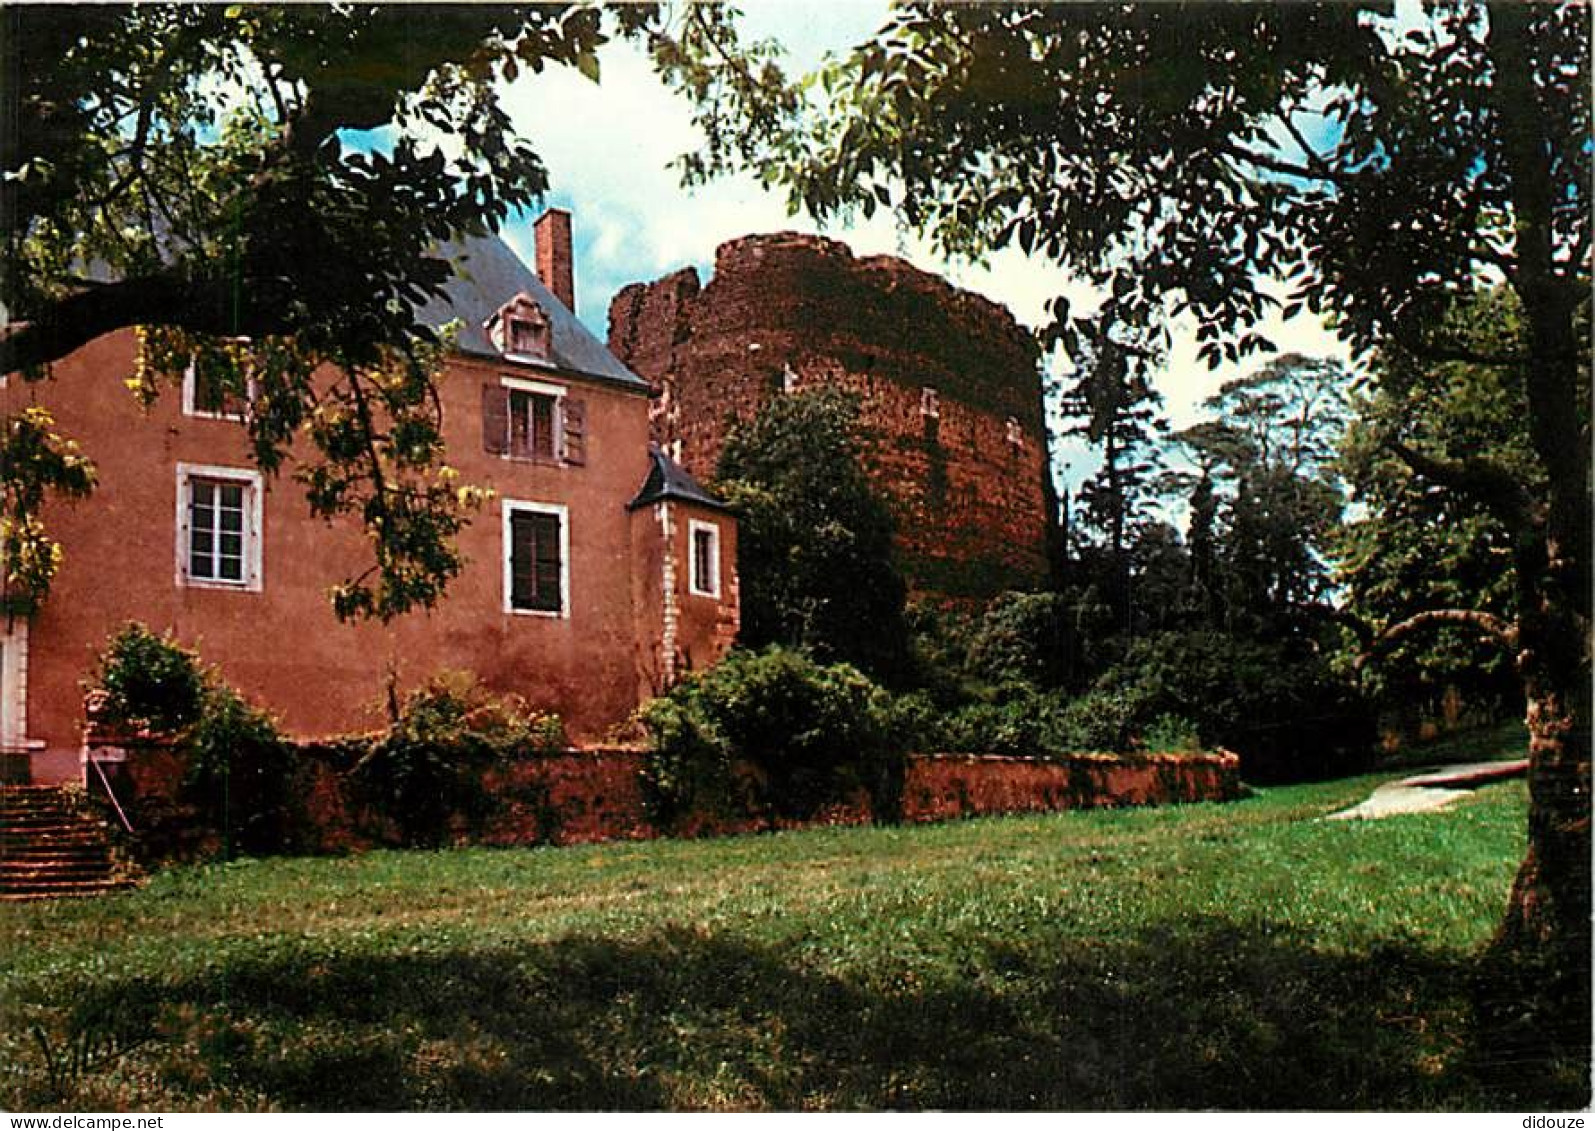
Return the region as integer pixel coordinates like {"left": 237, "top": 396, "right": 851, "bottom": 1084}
{"left": 182, "top": 360, "right": 255, "bottom": 420}
{"left": 689, "top": 519, "right": 720, "bottom": 599}
{"left": 504, "top": 501, "right": 568, "bottom": 616}
{"left": 177, "top": 464, "right": 262, "bottom": 591}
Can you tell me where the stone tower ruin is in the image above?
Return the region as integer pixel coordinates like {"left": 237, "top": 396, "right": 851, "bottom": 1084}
{"left": 608, "top": 232, "right": 1055, "bottom": 602}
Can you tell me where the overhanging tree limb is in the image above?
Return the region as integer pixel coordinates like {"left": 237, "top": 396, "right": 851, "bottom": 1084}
{"left": 1357, "top": 607, "right": 1520, "bottom": 671}
{"left": 1385, "top": 438, "right": 1539, "bottom": 536}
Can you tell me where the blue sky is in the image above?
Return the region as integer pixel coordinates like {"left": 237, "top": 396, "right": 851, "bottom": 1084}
{"left": 483, "top": 2, "right": 1353, "bottom": 490}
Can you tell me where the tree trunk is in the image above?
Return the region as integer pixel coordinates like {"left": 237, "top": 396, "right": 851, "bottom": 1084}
{"left": 1499, "top": 673, "right": 1591, "bottom": 963}
{"left": 1484, "top": 3, "right": 1592, "bottom": 1023}
{"left": 1491, "top": 524, "right": 1590, "bottom": 1065}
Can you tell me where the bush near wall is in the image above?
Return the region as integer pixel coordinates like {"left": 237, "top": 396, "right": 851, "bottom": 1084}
{"left": 1096, "top": 630, "right": 1377, "bottom": 783}
{"left": 637, "top": 647, "right": 905, "bottom": 828}
{"left": 85, "top": 632, "right": 1241, "bottom": 866}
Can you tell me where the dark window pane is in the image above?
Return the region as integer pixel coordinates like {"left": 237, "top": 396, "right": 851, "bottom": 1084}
{"left": 187, "top": 476, "right": 253, "bottom": 585}
{"left": 530, "top": 396, "right": 556, "bottom": 459}
{"left": 195, "top": 370, "right": 224, "bottom": 413}
{"left": 509, "top": 390, "right": 531, "bottom": 456}
{"left": 509, "top": 510, "right": 562, "bottom": 612}
{"left": 694, "top": 529, "right": 715, "bottom": 591}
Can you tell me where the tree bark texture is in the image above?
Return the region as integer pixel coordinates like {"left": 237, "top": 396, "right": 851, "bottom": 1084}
{"left": 1484, "top": 3, "right": 1592, "bottom": 983}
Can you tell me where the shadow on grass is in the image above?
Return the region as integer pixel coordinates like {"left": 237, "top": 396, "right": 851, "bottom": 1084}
{"left": 12, "top": 921, "right": 1589, "bottom": 1111}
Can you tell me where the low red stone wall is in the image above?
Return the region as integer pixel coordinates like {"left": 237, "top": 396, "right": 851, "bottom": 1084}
{"left": 902, "top": 750, "right": 1242, "bottom": 822}
{"left": 90, "top": 740, "right": 1241, "bottom": 862}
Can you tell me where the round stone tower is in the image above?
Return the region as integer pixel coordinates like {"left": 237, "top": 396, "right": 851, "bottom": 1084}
{"left": 608, "top": 231, "right": 1055, "bottom": 602}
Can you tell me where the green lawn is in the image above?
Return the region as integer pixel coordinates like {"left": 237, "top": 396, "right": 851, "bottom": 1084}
{"left": 1, "top": 732, "right": 1581, "bottom": 1111}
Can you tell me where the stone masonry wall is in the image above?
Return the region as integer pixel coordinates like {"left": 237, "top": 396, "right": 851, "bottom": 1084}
{"left": 609, "top": 232, "right": 1055, "bottom": 601}
{"left": 95, "top": 741, "right": 1240, "bottom": 862}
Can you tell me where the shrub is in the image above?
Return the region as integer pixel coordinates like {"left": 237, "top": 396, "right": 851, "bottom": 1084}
{"left": 356, "top": 672, "right": 564, "bottom": 846}
{"left": 90, "top": 624, "right": 295, "bottom": 857}
{"left": 1143, "top": 713, "right": 1202, "bottom": 754}
{"left": 938, "top": 696, "right": 1066, "bottom": 757}
{"left": 889, "top": 686, "right": 1161, "bottom": 757}
{"left": 639, "top": 647, "right": 904, "bottom": 825}
{"left": 1097, "top": 629, "right": 1376, "bottom": 782}
{"left": 1053, "top": 688, "right": 1152, "bottom": 753}
{"left": 183, "top": 685, "right": 297, "bottom": 856}
{"left": 93, "top": 624, "right": 205, "bottom": 733}
{"left": 716, "top": 392, "right": 913, "bottom": 683}
{"left": 964, "top": 590, "right": 1106, "bottom": 692}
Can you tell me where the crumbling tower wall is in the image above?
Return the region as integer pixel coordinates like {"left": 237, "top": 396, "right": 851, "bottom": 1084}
{"left": 609, "top": 232, "right": 1053, "bottom": 601}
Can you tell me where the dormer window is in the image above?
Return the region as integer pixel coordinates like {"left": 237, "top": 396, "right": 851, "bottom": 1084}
{"left": 486, "top": 293, "right": 552, "bottom": 362}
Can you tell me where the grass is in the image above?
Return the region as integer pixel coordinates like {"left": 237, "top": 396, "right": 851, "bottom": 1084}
{"left": 0, "top": 729, "right": 1583, "bottom": 1111}
{"left": 1372, "top": 718, "right": 1530, "bottom": 772}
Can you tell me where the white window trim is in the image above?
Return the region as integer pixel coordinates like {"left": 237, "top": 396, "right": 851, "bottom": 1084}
{"left": 175, "top": 462, "right": 264, "bottom": 592}
{"left": 921, "top": 386, "right": 940, "bottom": 419}
{"left": 688, "top": 518, "right": 721, "bottom": 599}
{"left": 501, "top": 375, "right": 566, "bottom": 398}
{"left": 181, "top": 359, "right": 256, "bottom": 421}
{"left": 502, "top": 498, "right": 569, "bottom": 619}
{"left": 0, "top": 620, "right": 34, "bottom": 753}
{"left": 503, "top": 353, "right": 558, "bottom": 370}
{"left": 499, "top": 375, "right": 567, "bottom": 461}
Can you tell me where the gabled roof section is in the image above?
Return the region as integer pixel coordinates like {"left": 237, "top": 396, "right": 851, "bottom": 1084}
{"left": 416, "top": 234, "right": 648, "bottom": 390}
{"left": 628, "top": 445, "right": 731, "bottom": 512}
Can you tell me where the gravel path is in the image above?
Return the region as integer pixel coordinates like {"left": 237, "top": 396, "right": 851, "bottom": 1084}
{"left": 1326, "top": 759, "right": 1530, "bottom": 821}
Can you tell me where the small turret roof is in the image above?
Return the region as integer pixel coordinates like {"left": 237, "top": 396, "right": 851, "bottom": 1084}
{"left": 628, "top": 445, "right": 731, "bottom": 512}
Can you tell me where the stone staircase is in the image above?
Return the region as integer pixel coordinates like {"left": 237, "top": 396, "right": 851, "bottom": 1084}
{"left": 0, "top": 785, "right": 135, "bottom": 900}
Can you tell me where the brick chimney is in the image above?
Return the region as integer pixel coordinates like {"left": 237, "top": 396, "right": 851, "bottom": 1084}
{"left": 534, "top": 207, "right": 574, "bottom": 313}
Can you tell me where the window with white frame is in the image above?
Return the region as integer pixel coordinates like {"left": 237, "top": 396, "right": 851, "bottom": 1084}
{"left": 688, "top": 519, "right": 720, "bottom": 599}
{"left": 0, "top": 621, "right": 29, "bottom": 751}
{"left": 920, "top": 386, "right": 940, "bottom": 419}
{"left": 482, "top": 377, "right": 586, "bottom": 466}
{"left": 182, "top": 358, "right": 255, "bottom": 420}
{"left": 503, "top": 500, "right": 568, "bottom": 616}
{"left": 176, "top": 463, "right": 263, "bottom": 590}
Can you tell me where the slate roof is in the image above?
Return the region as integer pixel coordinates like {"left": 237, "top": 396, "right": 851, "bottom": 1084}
{"left": 416, "top": 234, "right": 649, "bottom": 391}
{"left": 628, "top": 445, "right": 731, "bottom": 512}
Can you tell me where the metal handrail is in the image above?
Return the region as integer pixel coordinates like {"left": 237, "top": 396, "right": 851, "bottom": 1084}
{"left": 86, "top": 753, "right": 135, "bottom": 835}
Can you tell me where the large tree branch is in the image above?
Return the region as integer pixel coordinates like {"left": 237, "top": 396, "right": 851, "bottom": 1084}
{"left": 0, "top": 270, "right": 289, "bottom": 375}
{"left": 1388, "top": 320, "right": 1526, "bottom": 368}
{"left": 1217, "top": 140, "right": 1347, "bottom": 187}
{"left": 1356, "top": 608, "right": 1521, "bottom": 671}
{"left": 1386, "top": 438, "right": 1540, "bottom": 535}
{"left": 1278, "top": 110, "right": 1337, "bottom": 181}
